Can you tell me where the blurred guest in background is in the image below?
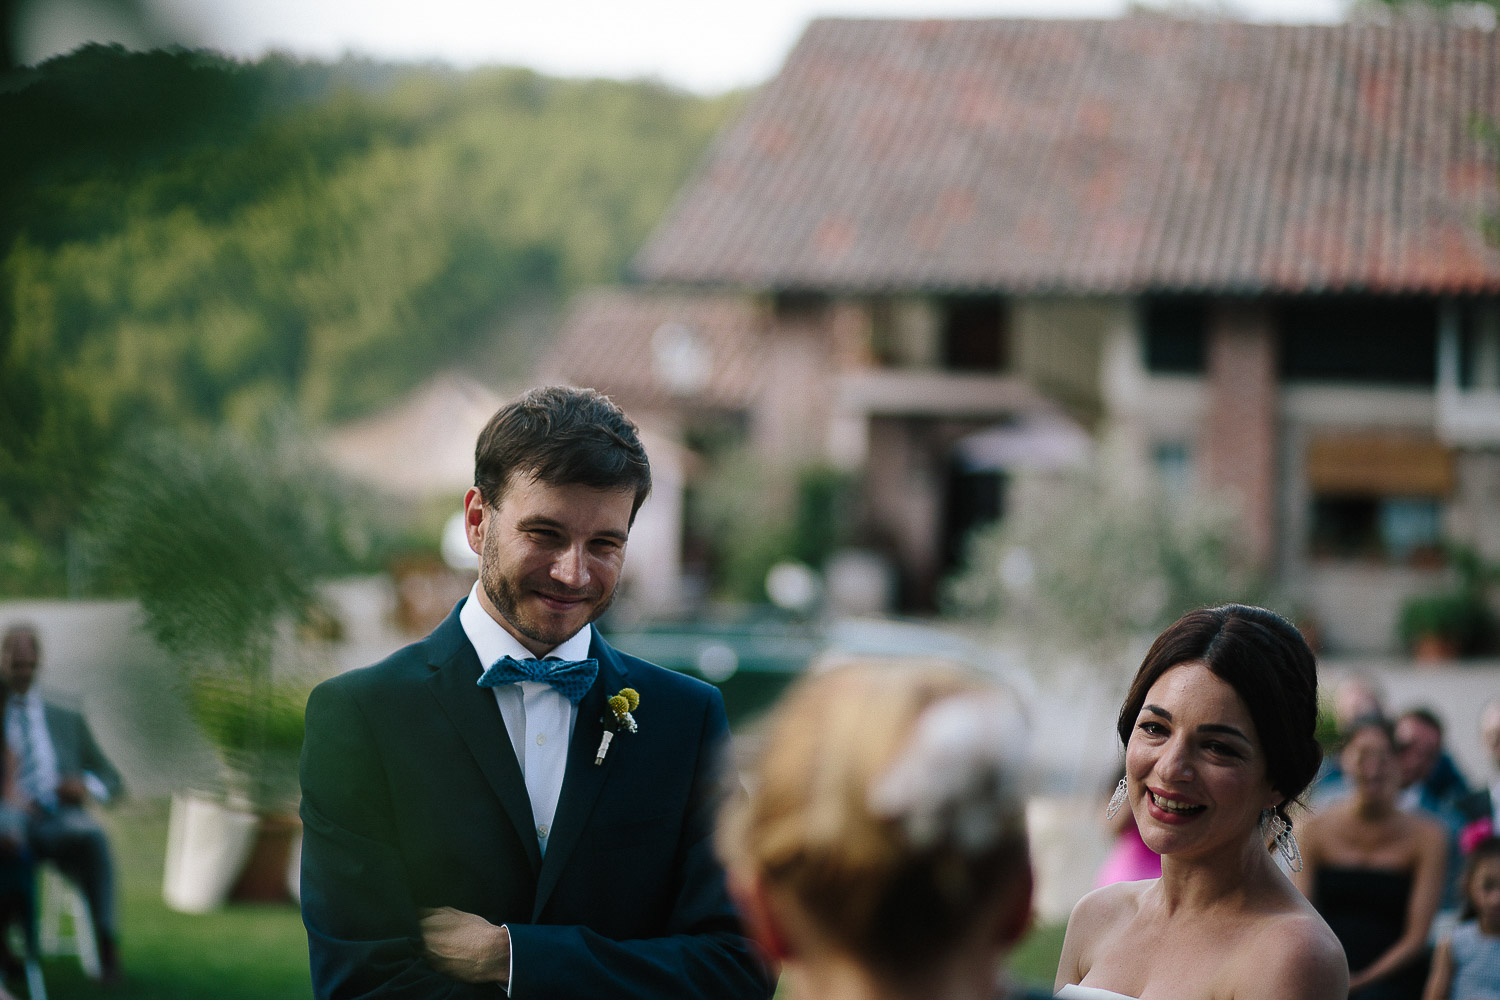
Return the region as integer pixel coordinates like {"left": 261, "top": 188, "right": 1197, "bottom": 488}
{"left": 1397, "top": 708, "right": 1472, "bottom": 912}
{"left": 1398, "top": 708, "right": 1472, "bottom": 819}
{"left": 1336, "top": 678, "right": 1387, "bottom": 729}
{"left": 0, "top": 625, "right": 122, "bottom": 984}
{"left": 0, "top": 642, "right": 31, "bottom": 999}
{"left": 1298, "top": 716, "right": 1446, "bottom": 1000}
{"left": 718, "top": 661, "right": 1050, "bottom": 1000}
{"left": 1056, "top": 604, "right": 1346, "bottom": 1000}
{"left": 1422, "top": 835, "right": 1500, "bottom": 1000}
{"left": 1309, "top": 675, "right": 1388, "bottom": 809}
{"left": 1094, "top": 765, "right": 1159, "bottom": 888}
{"left": 1457, "top": 698, "right": 1500, "bottom": 836}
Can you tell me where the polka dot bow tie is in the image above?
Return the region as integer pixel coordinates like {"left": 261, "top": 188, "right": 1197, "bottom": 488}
{"left": 478, "top": 655, "right": 599, "bottom": 705}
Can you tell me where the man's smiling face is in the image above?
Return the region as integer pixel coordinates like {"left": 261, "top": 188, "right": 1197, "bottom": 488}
{"left": 466, "top": 473, "right": 634, "bottom": 657}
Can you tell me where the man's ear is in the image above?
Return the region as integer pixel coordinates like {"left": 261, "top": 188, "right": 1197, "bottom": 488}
{"left": 463, "top": 488, "right": 487, "bottom": 556}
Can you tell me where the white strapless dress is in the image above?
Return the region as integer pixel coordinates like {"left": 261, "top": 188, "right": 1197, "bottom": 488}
{"left": 1056, "top": 986, "right": 1140, "bottom": 1000}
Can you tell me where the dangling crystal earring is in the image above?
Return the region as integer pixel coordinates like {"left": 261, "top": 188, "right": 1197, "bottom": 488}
{"left": 1105, "top": 777, "right": 1128, "bottom": 819}
{"left": 1260, "top": 808, "right": 1303, "bottom": 872}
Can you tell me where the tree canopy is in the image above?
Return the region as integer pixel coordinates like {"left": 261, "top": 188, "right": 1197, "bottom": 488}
{"left": 0, "top": 45, "right": 737, "bottom": 593}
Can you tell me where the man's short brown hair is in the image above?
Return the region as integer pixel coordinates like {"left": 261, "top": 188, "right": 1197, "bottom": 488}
{"left": 474, "top": 386, "right": 652, "bottom": 521}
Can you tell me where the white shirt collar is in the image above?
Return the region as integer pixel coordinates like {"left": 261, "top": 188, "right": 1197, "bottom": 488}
{"left": 459, "top": 582, "right": 594, "bottom": 670}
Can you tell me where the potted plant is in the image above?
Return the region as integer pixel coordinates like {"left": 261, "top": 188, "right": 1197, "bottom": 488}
{"left": 184, "top": 670, "right": 313, "bottom": 902}
{"left": 1397, "top": 546, "right": 1499, "bottom": 662}
{"left": 89, "top": 421, "right": 365, "bottom": 910}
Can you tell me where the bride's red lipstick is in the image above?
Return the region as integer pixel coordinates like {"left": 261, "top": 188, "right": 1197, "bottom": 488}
{"left": 1145, "top": 786, "right": 1206, "bottom": 824}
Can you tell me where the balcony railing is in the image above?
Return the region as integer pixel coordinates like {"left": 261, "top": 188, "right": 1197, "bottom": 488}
{"left": 834, "top": 369, "right": 1045, "bottom": 418}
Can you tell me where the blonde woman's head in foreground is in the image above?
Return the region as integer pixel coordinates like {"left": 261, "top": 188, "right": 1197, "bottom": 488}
{"left": 719, "top": 661, "right": 1034, "bottom": 991}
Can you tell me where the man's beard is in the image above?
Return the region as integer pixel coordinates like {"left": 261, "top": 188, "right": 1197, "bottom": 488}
{"left": 480, "top": 530, "right": 616, "bottom": 649}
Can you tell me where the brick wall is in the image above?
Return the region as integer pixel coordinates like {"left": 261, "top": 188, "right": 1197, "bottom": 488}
{"left": 1200, "top": 303, "right": 1278, "bottom": 569}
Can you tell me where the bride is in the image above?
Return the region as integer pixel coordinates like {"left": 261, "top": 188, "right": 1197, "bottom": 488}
{"left": 1055, "top": 604, "right": 1348, "bottom": 1000}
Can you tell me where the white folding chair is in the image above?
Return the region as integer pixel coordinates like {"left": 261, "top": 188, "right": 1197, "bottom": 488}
{"left": 37, "top": 865, "right": 98, "bottom": 980}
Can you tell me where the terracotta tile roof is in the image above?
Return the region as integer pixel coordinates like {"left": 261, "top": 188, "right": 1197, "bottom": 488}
{"left": 537, "top": 287, "right": 767, "bottom": 412}
{"left": 634, "top": 18, "right": 1500, "bottom": 295}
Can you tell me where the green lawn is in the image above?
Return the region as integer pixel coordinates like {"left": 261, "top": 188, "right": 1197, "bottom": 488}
{"left": 37, "top": 800, "right": 1065, "bottom": 999}
{"left": 1010, "top": 921, "right": 1066, "bottom": 992}
{"left": 33, "top": 799, "right": 311, "bottom": 1000}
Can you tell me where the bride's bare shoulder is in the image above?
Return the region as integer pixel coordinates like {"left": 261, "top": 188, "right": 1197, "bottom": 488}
{"left": 1236, "top": 909, "right": 1348, "bottom": 1000}
{"left": 1056, "top": 881, "right": 1153, "bottom": 989}
{"left": 1071, "top": 880, "right": 1151, "bottom": 924}
{"left": 1063, "top": 880, "right": 1151, "bottom": 946}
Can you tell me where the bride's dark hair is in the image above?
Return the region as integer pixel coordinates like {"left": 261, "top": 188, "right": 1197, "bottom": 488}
{"left": 1117, "top": 604, "right": 1322, "bottom": 824}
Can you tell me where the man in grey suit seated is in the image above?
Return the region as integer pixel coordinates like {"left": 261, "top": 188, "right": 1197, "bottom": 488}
{"left": 0, "top": 625, "right": 123, "bottom": 983}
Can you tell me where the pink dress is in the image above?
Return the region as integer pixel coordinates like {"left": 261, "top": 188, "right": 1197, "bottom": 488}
{"left": 1095, "top": 820, "right": 1161, "bottom": 887}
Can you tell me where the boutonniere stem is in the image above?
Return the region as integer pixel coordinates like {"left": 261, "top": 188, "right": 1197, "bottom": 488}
{"left": 594, "top": 687, "right": 640, "bottom": 765}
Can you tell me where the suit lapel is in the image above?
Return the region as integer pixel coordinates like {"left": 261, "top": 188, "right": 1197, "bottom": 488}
{"left": 531, "top": 627, "right": 629, "bottom": 920}
{"left": 423, "top": 603, "right": 543, "bottom": 874}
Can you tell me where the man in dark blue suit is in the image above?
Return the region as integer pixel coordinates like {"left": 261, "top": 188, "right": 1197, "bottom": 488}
{"left": 300, "top": 386, "right": 774, "bottom": 1000}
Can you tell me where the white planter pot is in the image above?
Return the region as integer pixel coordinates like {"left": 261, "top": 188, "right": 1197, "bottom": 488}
{"left": 286, "top": 828, "right": 302, "bottom": 903}
{"left": 162, "top": 792, "right": 259, "bottom": 914}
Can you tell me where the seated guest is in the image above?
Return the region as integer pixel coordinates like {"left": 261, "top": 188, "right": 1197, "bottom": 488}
{"left": 0, "top": 625, "right": 123, "bottom": 983}
{"left": 0, "top": 695, "right": 31, "bottom": 999}
{"left": 1298, "top": 716, "right": 1447, "bottom": 1000}
{"left": 718, "top": 661, "right": 1050, "bottom": 1000}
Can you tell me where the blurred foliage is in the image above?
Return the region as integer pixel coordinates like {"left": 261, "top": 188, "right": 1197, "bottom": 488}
{"left": 946, "top": 459, "right": 1268, "bottom": 670}
{"left": 85, "top": 420, "right": 369, "bottom": 807}
{"left": 187, "top": 669, "right": 310, "bottom": 807}
{"left": 1396, "top": 545, "right": 1500, "bottom": 656}
{"left": 1314, "top": 704, "right": 1343, "bottom": 753}
{"left": 0, "top": 44, "right": 738, "bottom": 594}
{"left": 687, "top": 452, "right": 857, "bottom": 602}
{"left": 87, "top": 421, "right": 367, "bottom": 660}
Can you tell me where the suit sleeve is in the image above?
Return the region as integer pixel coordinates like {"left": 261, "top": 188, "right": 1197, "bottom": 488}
{"left": 505, "top": 686, "right": 775, "bottom": 1000}
{"left": 71, "top": 710, "right": 125, "bottom": 802}
{"left": 300, "top": 679, "right": 497, "bottom": 1000}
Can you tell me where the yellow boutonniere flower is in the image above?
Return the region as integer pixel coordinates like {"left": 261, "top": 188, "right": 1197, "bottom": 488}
{"left": 595, "top": 688, "right": 641, "bottom": 765}
{"left": 607, "top": 688, "right": 639, "bottom": 733}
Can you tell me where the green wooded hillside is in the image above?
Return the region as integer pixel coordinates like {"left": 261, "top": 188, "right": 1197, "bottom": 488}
{"left": 0, "top": 45, "right": 738, "bottom": 593}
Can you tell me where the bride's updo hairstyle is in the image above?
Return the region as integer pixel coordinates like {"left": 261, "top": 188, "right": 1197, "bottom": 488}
{"left": 719, "top": 661, "right": 1032, "bottom": 984}
{"left": 1117, "top": 603, "right": 1322, "bottom": 828}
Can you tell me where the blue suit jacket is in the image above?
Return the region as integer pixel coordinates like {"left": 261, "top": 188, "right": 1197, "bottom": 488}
{"left": 299, "top": 600, "right": 773, "bottom": 1000}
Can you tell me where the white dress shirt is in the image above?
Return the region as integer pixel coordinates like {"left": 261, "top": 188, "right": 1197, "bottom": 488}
{"left": 6, "top": 690, "right": 59, "bottom": 811}
{"left": 459, "top": 582, "right": 592, "bottom": 857}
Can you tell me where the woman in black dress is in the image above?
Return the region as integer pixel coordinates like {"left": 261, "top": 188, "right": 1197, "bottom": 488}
{"left": 1296, "top": 716, "right": 1447, "bottom": 999}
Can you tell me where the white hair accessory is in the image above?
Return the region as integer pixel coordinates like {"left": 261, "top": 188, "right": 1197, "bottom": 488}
{"left": 866, "top": 693, "right": 1030, "bottom": 854}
